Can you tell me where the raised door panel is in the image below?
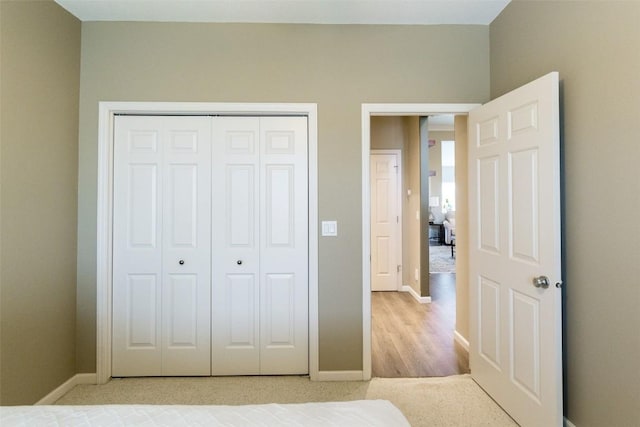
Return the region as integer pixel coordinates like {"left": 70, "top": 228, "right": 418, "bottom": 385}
{"left": 212, "top": 274, "right": 260, "bottom": 375}
{"left": 509, "top": 149, "right": 540, "bottom": 264}
{"left": 128, "top": 165, "right": 159, "bottom": 248}
{"left": 510, "top": 290, "right": 541, "bottom": 402}
{"left": 263, "top": 274, "right": 296, "bottom": 359}
{"left": 479, "top": 275, "right": 501, "bottom": 370}
{"left": 113, "top": 274, "right": 162, "bottom": 377}
{"left": 265, "top": 165, "right": 294, "bottom": 247}
{"left": 228, "top": 166, "right": 255, "bottom": 247}
{"left": 478, "top": 156, "right": 500, "bottom": 254}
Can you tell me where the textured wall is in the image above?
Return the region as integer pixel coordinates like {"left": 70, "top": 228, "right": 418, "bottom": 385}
{"left": 491, "top": 1, "right": 640, "bottom": 425}
{"left": 0, "top": 0, "right": 80, "bottom": 404}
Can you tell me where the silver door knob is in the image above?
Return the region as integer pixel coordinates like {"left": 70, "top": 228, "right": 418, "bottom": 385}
{"left": 532, "top": 275, "right": 550, "bottom": 289}
{"left": 179, "top": 260, "right": 185, "bottom": 265}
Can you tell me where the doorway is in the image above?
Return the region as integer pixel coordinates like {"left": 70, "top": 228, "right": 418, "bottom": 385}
{"left": 362, "top": 103, "right": 478, "bottom": 380}
{"left": 369, "top": 115, "right": 465, "bottom": 377}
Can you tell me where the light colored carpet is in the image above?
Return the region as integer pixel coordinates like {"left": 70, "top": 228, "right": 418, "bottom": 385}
{"left": 55, "top": 375, "right": 516, "bottom": 426}
{"left": 429, "top": 244, "right": 456, "bottom": 273}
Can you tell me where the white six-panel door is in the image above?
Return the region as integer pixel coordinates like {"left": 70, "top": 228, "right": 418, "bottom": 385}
{"left": 112, "top": 116, "right": 212, "bottom": 376}
{"left": 113, "top": 115, "right": 308, "bottom": 377}
{"left": 468, "top": 72, "right": 562, "bottom": 426}
{"left": 211, "top": 117, "right": 308, "bottom": 375}
{"left": 370, "top": 152, "right": 400, "bottom": 291}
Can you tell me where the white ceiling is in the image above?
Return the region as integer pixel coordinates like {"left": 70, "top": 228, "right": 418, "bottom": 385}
{"left": 428, "top": 114, "right": 455, "bottom": 131}
{"left": 54, "top": 0, "right": 511, "bottom": 25}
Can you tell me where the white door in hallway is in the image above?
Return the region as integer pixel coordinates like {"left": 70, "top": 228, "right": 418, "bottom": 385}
{"left": 211, "top": 116, "right": 309, "bottom": 375}
{"left": 468, "top": 72, "right": 563, "bottom": 427}
{"left": 370, "top": 152, "right": 401, "bottom": 291}
{"left": 112, "top": 116, "right": 212, "bottom": 376}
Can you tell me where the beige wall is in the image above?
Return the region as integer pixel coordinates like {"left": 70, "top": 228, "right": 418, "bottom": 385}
{"left": 453, "top": 116, "right": 469, "bottom": 340}
{"left": 491, "top": 1, "right": 640, "bottom": 425}
{"left": 0, "top": 0, "right": 80, "bottom": 404}
{"left": 370, "top": 116, "right": 407, "bottom": 151}
{"left": 404, "top": 117, "right": 421, "bottom": 294}
{"left": 76, "top": 22, "right": 490, "bottom": 372}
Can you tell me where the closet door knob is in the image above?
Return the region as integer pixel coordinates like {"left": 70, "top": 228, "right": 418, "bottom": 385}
{"left": 237, "top": 260, "right": 243, "bottom": 265}
{"left": 179, "top": 260, "right": 185, "bottom": 265}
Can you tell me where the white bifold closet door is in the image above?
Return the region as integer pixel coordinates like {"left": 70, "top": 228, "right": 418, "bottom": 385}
{"left": 112, "top": 116, "right": 212, "bottom": 377}
{"left": 211, "top": 116, "right": 308, "bottom": 375}
{"left": 112, "top": 115, "right": 308, "bottom": 377}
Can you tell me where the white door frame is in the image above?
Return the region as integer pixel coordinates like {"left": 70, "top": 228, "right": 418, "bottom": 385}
{"left": 361, "top": 103, "right": 479, "bottom": 380}
{"left": 97, "top": 102, "right": 319, "bottom": 384}
{"left": 370, "top": 149, "right": 403, "bottom": 291}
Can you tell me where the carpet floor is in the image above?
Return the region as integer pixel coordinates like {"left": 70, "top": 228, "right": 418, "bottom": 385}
{"left": 55, "top": 375, "right": 516, "bottom": 426}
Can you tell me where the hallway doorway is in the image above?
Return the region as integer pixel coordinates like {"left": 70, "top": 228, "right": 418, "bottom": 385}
{"left": 363, "top": 103, "right": 476, "bottom": 380}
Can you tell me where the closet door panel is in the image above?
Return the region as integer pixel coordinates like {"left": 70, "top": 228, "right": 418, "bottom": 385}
{"left": 259, "top": 117, "right": 309, "bottom": 374}
{"left": 161, "top": 117, "right": 211, "bottom": 375}
{"left": 211, "top": 117, "right": 261, "bottom": 375}
{"left": 113, "top": 117, "right": 164, "bottom": 376}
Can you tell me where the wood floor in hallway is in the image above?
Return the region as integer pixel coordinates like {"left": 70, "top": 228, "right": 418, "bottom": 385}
{"left": 371, "top": 273, "right": 469, "bottom": 378}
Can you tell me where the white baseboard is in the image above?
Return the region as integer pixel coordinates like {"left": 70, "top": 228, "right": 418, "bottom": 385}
{"left": 564, "top": 417, "right": 577, "bottom": 427}
{"left": 36, "top": 373, "right": 97, "bottom": 405}
{"left": 454, "top": 330, "right": 469, "bottom": 352}
{"left": 316, "top": 370, "right": 364, "bottom": 381}
{"left": 401, "top": 285, "right": 431, "bottom": 304}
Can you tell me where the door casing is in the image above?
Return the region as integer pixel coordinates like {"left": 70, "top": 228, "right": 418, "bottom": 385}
{"left": 97, "top": 102, "right": 318, "bottom": 384}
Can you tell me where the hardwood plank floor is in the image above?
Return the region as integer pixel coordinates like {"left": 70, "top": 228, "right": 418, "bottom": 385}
{"left": 372, "top": 273, "right": 469, "bottom": 378}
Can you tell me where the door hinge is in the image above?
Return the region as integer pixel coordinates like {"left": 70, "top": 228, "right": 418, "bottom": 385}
{"left": 396, "top": 216, "right": 399, "bottom": 223}
{"left": 397, "top": 265, "right": 401, "bottom": 273}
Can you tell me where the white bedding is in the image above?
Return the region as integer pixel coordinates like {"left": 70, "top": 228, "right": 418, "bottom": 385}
{"left": 0, "top": 400, "right": 410, "bottom": 426}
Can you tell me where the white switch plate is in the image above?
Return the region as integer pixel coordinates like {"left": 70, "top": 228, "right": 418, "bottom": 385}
{"left": 321, "top": 221, "right": 338, "bottom": 237}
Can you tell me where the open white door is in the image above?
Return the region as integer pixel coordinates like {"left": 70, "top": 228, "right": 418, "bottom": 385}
{"left": 468, "top": 72, "right": 562, "bottom": 427}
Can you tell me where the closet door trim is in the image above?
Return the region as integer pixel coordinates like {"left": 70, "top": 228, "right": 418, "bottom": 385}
{"left": 96, "top": 102, "right": 318, "bottom": 384}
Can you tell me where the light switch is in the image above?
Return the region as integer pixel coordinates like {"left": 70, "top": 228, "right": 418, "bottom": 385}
{"left": 321, "top": 221, "right": 338, "bottom": 237}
